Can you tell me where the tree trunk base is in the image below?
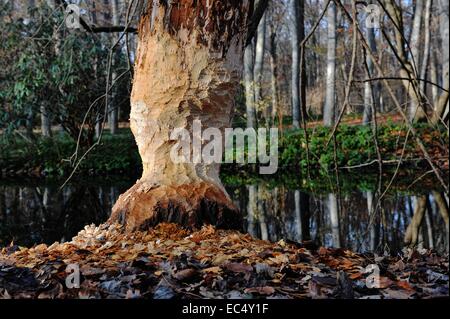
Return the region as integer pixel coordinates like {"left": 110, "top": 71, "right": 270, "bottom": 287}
{"left": 109, "top": 181, "right": 242, "bottom": 232}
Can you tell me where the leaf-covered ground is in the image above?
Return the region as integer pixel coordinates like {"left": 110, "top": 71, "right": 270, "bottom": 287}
{"left": 0, "top": 223, "right": 448, "bottom": 299}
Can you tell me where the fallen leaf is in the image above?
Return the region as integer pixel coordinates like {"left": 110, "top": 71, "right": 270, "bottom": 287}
{"left": 202, "top": 266, "right": 221, "bottom": 274}
{"left": 225, "top": 263, "right": 253, "bottom": 273}
{"left": 212, "top": 254, "right": 230, "bottom": 266}
{"left": 396, "top": 280, "right": 414, "bottom": 291}
{"left": 378, "top": 277, "right": 394, "bottom": 289}
{"left": 349, "top": 272, "right": 363, "bottom": 280}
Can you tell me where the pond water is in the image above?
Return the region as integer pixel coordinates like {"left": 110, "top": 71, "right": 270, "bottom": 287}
{"left": 0, "top": 173, "right": 448, "bottom": 254}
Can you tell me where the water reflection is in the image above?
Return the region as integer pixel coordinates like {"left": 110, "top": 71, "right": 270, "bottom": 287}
{"left": 0, "top": 178, "right": 448, "bottom": 254}
{"left": 0, "top": 181, "right": 130, "bottom": 247}
{"left": 233, "top": 184, "right": 449, "bottom": 254}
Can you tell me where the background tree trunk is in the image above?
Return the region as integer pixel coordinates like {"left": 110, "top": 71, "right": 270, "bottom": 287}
{"left": 432, "top": 0, "right": 449, "bottom": 123}
{"left": 247, "top": 185, "right": 258, "bottom": 237}
{"left": 108, "top": 0, "right": 120, "bottom": 135}
{"left": 408, "top": 0, "right": 425, "bottom": 121}
{"left": 405, "top": 195, "right": 427, "bottom": 246}
{"left": 40, "top": 104, "right": 52, "bottom": 137}
{"left": 254, "top": 12, "right": 266, "bottom": 108}
{"left": 291, "top": 0, "right": 301, "bottom": 128}
{"left": 298, "top": 0, "right": 307, "bottom": 124}
{"left": 268, "top": 22, "right": 279, "bottom": 124}
{"left": 363, "top": 18, "right": 377, "bottom": 125}
{"left": 323, "top": 1, "right": 336, "bottom": 127}
{"left": 244, "top": 43, "right": 256, "bottom": 128}
{"left": 328, "top": 193, "right": 340, "bottom": 248}
{"left": 419, "top": 0, "right": 432, "bottom": 96}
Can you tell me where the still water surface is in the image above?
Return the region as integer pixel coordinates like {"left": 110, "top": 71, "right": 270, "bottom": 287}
{"left": 0, "top": 174, "right": 448, "bottom": 254}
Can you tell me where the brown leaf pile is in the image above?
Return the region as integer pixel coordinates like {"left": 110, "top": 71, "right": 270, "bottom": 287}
{"left": 0, "top": 223, "right": 448, "bottom": 299}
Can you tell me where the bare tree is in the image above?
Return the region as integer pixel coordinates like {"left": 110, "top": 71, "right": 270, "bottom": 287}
{"left": 363, "top": 2, "right": 378, "bottom": 125}
{"left": 291, "top": 0, "right": 301, "bottom": 128}
{"left": 432, "top": 0, "right": 449, "bottom": 123}
{"left": 107, "top": 0, "right": 120, "bottom": 135}
{"left": 268, "top": 15, "right": 279, "bottom": 124}
{"left": 254, "top": 11, "right": 266, "bottom": 108}
{"left": 323, "top": 1, "right": 336, "bottom": 127}
{"left": 244, "top": 43, "right": 256, "bottom": 129}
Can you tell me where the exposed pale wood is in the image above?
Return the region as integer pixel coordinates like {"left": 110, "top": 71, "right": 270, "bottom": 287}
{"left": 110, "top": 0, "right": 253, "bottom": 231}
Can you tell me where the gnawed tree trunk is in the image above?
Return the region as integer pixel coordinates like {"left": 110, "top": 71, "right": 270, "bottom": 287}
{"left": 110, "top": 1, "right": 253, "bottom": 231}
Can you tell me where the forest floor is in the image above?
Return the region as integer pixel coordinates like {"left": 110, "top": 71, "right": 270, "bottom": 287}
{"left": 0, "top": 223, "right": 448, "bottom": 299}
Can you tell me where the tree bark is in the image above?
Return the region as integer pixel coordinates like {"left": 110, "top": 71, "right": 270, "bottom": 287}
{"left": 254, "top": 12, "right": 266, "bottom": 107}
{"left": 419, "top": 0, "right": 432, "bottom": 95}
{"left": 258, "top": 185, "right": 269, "bottom": 240}
{"left": 40, "top": 104, "right": 52, "bottom": 137}
{"left": 244, "top": 43, "right": 256, "bottom": 128}
{"left": 432, "top": 0, "right": 449, "bottom": 124}
{"left": 363, "top": 16, "right": 377, "bottom": 125}
{"left": 298, "top": 0, "right": 307, "bottom": 124}
{"left": 291, "top": 0, "right": 301, "bottom": 128}
{"left": 323, "top": 1, "right": 336, "bottom": 127}
{"left": 108, "top": 0, "right": 120, "bottom": 135}
{"left": 268, "top": 23, "right": 279, "bottom": 124}
{"left": 110, "top": 1, "right": 253, "bottom": 231}
{"left": 430, "top": 52, "right": 438, "bottom": 104}
{"left": 383, "top": 0, "right": 426, "bottom": 122}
